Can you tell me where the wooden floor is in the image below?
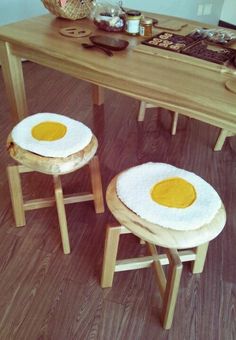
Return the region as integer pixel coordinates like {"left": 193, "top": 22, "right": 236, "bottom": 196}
{"left": 0, "top": 61, "right": 236, "bottom": 340}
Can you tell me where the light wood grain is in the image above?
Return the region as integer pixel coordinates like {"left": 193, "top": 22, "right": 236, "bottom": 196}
{"left": 0, "top": 14, "right": 235, "bottom": 134}
{"left": 147, "top": 242, "right": 167, "bottom": 299}
{"left": 7, "top": 134, "right": 98, "bottom": 175}
{"left": 214, "top": 129, "right": 235, "bottom": 151}
{"left": 161, "top": 249, "right": 183, "bottom": 330}
{"left": 102, "top": 168, "right": 226, "bottom": 328}
{"left": 6, "top": 165, "right": 25, "bottom": 227}
{"left": 138, "top": 101, "right": 179, "bottom": 135}
{"left": 92, "top": 85, "right": 104, "bottom": 106}
{"left": 0, "top": 41, "right": 28, "bottom": 122}
{"left": 191, "top": 242, "right": 209, "bottom": 273}
{"left": 100, "top": 223, "right": 209, "bottom": 329}
{"left": 53, "top": 174, "right": 71, "bottom": 254}
{"left": 7, "top": 132, "right": 104, "bottom": 254}
{"left": 101, "top": 225, "right": 121, "bottom": 288}
{"left": 138, "top": 100, "right": 233, "bottom": 149}
{"left": 88, "top": 155, "right": 104, "bottom": 213}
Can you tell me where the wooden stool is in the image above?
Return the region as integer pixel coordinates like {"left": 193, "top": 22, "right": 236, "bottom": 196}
{"left": 138, "top": 101, "right": 179, "bottom": 136}
{"left": 138, "top": 101, "right": 234, "bottom": 151}
{"left": 7, "top": 117, "right": 104, "bottom": 255}
{"left": 101, "top": 171, "right": 226, "bottom": 329}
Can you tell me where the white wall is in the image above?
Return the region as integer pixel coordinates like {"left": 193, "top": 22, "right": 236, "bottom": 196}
{"left": 124, "top": 0, "right": 225, "bottom": 25}
{"left": 0, "top": 0, "right": 47, "bottom": 26}
{"left": 220, "top": 0, "right": 236, "bottom": 24}
{"left": 0, "top": 0, "right": 229, "bottom": 27}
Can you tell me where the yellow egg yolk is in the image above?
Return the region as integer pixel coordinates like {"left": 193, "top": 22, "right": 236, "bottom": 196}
{"left": 151, "top": 177, "right": 196, "bottom": 208}
{"left": 31, "top": 121, "right": 67, "bottom": 141}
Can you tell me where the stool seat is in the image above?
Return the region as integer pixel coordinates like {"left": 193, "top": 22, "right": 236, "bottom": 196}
{"left": 107, "top": 176, "right": 226, "bottom": 249}
{"left": 7, "top": 134, "right": 98, "bottom": 175}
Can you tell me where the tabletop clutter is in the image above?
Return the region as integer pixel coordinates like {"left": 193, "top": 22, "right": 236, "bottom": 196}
{"left": 42, "top": 0, "right": 236, "bottom": 66}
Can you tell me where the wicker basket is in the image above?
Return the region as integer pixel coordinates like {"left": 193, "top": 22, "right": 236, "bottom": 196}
{"left": 42, "top": 0, "right": 94, "bottom": 20}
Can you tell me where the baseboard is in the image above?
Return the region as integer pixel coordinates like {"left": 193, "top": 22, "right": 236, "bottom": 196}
{"left": 218, "top": 20, "right": 236, "bottom": 30}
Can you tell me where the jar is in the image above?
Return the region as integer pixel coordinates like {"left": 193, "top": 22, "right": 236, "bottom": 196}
{"left": 139, "top": 17, "right": 153, "bottom": 37}
{"left": 125, "top": 10, "right": 142, "bottom": 35}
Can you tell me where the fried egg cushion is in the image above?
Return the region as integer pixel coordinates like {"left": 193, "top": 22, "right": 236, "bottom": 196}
{"left": 116, "top": 162, "right": 222, "bottom": 231}
{"left": 11, "top": 113, "right": 93, "bottom": 158}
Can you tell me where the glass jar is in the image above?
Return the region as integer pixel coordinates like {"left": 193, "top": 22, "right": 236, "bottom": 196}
{"left": 139, "top": 18, "right": 153, "bottom": 37}
{"left": 125, "top": 10, "right": 142, "bottom": 35}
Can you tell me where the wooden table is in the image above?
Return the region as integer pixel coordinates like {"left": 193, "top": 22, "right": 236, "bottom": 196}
{"left": 0, "top": 13, "right": 235, "bottom": 138}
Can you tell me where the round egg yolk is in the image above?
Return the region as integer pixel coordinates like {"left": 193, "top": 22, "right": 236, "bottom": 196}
{"left": 31, "top": 121, "right": 67, "bottom": 141}
{"left": 151, "top": 177, "right": 196, "bottom": 208}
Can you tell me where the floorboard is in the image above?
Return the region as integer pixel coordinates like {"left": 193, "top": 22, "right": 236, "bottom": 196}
{"left": 0, "top": 61, "right": 235, "bottom": 340}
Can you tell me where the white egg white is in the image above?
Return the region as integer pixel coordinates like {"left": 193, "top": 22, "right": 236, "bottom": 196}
{"left": 11, "top": 112, "right": 92, "bottom": 157}
{"left": 116, "top": 162, "right": 222, "bottom": 231}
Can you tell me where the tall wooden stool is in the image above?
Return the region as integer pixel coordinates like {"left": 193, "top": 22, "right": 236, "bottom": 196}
{"left": 138, "top": 101, "right": 234, "bottom": 151}
{"left": 7, "top": 113, "right": 104, "bottom": 254}
{"left": 101, "top": 163, "right": 226, "bottom": 329}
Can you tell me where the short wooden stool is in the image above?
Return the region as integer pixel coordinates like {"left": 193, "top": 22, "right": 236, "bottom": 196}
{"left": 138, "top": 101, "right": 234, "bottom": 151}
{"left": 7, "top": 116, "right": 104, "bottom": 255}
{"left": 101, "top": 172, "right": 226, "bottom": 329}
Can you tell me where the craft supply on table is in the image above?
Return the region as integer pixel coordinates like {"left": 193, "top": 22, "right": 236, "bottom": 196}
{"left": 141, "top": 32, "right": 236, "bottom": 66}
{"left": 188, "top": 28, "right": 236, "bottom": 45}
{"left": 81, "top": 35, "right": 129, "bottom": 56}
{"left": 42, "top": 0, "right": 93, "bottom": 20}
{"left": 91, "top": 1, "right": 125, "bottom": 32}
{"left": 125, "top": 10, "right": 142, "bottom": 35}
{"left": 81, "top": 43, "right": 113, "bottom": 56}
{"left": 153, "top": 18, "right": 188, "bottom": 31}
{"left": 139, "top": 17, "right": 153, "bottom": 37}
{"left": 59, "top": 27, "right": 91, "bottom": 38}
{"left": 89, "top": 35, "right": 129, "bottom": 51}
{"left": 134, "top": 44, "right": 236, "bottom": 75}
{"left": 183, "top": 40, "right": 236, "bottom": 65}
{"left": 142, "top": 32, "right": 197, "bottom": 52}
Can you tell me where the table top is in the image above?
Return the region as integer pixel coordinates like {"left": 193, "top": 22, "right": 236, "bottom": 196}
{"left": 0, "top": 13, "right": 236, "bottom": 132}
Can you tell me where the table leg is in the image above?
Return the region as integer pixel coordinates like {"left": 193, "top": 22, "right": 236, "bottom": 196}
{"left": 0, "top": 41, "right": 28, "bottom": 122}
{"left": 92, "top": 85, "right": 104, "bottom": 106}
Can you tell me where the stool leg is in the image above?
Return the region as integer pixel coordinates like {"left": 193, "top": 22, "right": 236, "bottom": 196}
{"left": 138, "top": 101, "right": 147, "bottom": 122}
{"left": 162, "top": 249, "right": 183, "bottom": 330}
{"left": 92, "top": 85, "right": 104, "bottom": 106}
{"left": 214, "top": 129, "right": 227, "bottom": 151}
{"left": 147, "top": 243, "right": 167, "bottom": 298}
{"left": 171, "top": 112, "right": 179, "bottom": 135}
{"left": 53, "top": 175, "right": 70, "bottom": 255}
{"left": 89, "top": 156, "right": 104, "bottom": 214}
{"left": 101, "top": 225, "right": 122, "bottom": 288}
{"left": 7, "top": 165, "right": 26, "bottom": 227}
{"left": 214, "top": 129, "right": 235, "bottom": 151}
{"left": 192, "top": 242, "right": 209, "bottom": 274}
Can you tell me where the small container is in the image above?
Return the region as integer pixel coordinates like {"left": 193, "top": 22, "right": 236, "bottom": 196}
{"left": 139, "top": 17, "right": 153, "bottom": 37}
{"left": 125, "top": 10, "right": 141, "bottom": 35}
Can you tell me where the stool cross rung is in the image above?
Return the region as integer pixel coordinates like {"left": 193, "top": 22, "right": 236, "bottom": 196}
{"left": 18, "top": 164, "right": 35, "bottom": 173}
{"left": 107, "top": 224, "right": 130, "bottom": 235}
{"left": 115, "top": 250, "right": 196, "bottom": 272}
{"left": 23, "top": 192, "right": 94, "bottom": 211}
